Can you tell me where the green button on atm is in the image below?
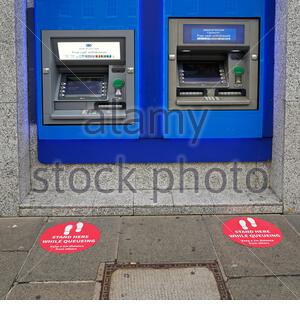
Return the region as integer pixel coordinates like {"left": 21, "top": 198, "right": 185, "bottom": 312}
{"left": 113, "top": 79, "right": 125, "bottom": 97}
{"left": 234, "top": 66, "right": 245, "bottom": 84}
{"left": 113, "top": 79, "right": 125, "bottom": 98}
{"left": 113, "top": 79, "right": 125, "bottom": 89}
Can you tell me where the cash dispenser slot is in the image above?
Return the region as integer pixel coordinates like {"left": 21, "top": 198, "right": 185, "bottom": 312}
{"left": 94, "top": 101, "right": 126, "bottom": 109}
{"left": 177, "top": 88, "right": 207, "bottom": 97}
{"left": 215, "top": 89, "right": 246, "bottom": 96}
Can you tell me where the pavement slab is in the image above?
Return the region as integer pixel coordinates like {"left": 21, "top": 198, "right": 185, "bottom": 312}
{"left": 0, "top": 218, "right": 46, "bottom": 251}
{"left": 228, "top": 276, "right": 300, "bottom": 300}
{"left": 7, "top": 282, "right": 97, "bottom": 300}
{"left": 0, "top": 252, "right": 28, "bottom": 299}
{"left": 204, "top": 215, "right": 300, "bottom": 277}
{"left": 1, "top": 215, "right": 300, "bottom": 300}
{"left": 17, "top": 217, "right": 121, "bottom": 282}
{"left": 109, "top": 267, "right": 221, "bottom": 300}
{"left": 117, "top": 216, "right": 217, "bottom": 263}
{"left": 285, "top": 215, "right": 300, "bottom": 234}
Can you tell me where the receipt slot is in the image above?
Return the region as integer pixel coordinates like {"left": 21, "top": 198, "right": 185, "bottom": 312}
{"left": 42, "top": 31, "right": 135, "bottom": 124}
{"left": 169, "top": 19, "right": 259, "bottom": 110}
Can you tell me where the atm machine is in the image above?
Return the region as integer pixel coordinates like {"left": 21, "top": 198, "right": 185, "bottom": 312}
{"left": 35, "top": 0, "right": 140, "bottom": 163}
{"left": 169, "top": 19, "right": 259, "bottom": 110}
{"left": 42, "top": 30, "right": 135, "bottom": 124}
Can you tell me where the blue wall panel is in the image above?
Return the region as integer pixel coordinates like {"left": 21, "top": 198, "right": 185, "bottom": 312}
{"left": 35, "top": 0, "right": 275, "bottom": 163}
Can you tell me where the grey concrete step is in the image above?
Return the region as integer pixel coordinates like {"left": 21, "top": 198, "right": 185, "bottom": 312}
{"left": 19, "top": 188, "right": 283, "bottom": 216}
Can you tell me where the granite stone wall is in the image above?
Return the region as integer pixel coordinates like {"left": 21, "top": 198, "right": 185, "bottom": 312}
{"left": 271, "top": 0, "right": 300, "bottom": 213}
{"left": 0, "top": 0, "right": 30, "bottom": 216}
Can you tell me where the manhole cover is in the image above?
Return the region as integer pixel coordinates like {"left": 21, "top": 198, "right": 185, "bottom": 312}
{"left": 100, "top": 262, "right": 230, "bottom": 300}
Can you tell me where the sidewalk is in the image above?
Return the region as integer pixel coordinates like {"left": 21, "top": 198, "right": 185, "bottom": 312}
{"left": 1, "top": 215, "right": 300, "bottom": 300}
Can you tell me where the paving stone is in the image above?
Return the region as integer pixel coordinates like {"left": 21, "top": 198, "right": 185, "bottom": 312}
{"left": 134, "top": 207, "right": 178, "bottom": 216}
{"left": 93, "top": 189, "right": 135, "bottom": 215}
{"left": 93, "top": 190, "right": 134, "bottom": 207}
{"left": 109, "top": 267, "right": 220, "bottom": 300}
{"left": 204, "top": 215, "right": 300, "bottom": 277}
{"left": 133, "top": 190, "right": 174, "bottom": 215}
{"left": 90, "top": 207, "right": 133, "bottom": 216}
{"left": 0, "top": 252, "right": 28, "bottom": 299}
{"left": 172, "top": 189, "right": 213, "bottom": 206}
{"left": 134, "top": 190, "right": 173, "bottom": 207}
{"left": 247, "top": 189, "right": 282, "bottom": 205}
{"left": 17, "top": 217, "right": 121, "bottom": 282}
{"left": 0, "top": 218, "right": 45, "bottom": 251}
{"left": 286, "top": 215, "right": 300, "bottom": 234}
{"left": 244, "top": 189, "right": 283, "bottom": 214}
{"left": 21, "top": 191, "right": 97, "bottom": 207}
{"left": 134, "top": 164, "right": 180, "bottom": 190}
{"left": 118, "top": 216, "right": 217, "bottom": 263}
{"left": 172, "top": 189, "right": 215, "bottom": 214}
{"left": 210, "top": 191, "right": 254, "bottom": 215}
{"left": 20, "top": 207, "right": 133, "bottom": 217}
{"left": 7, "top": 282, "right": 97, "bottom": 300}
{"left": 19, "top": 207, "right": 96, "bottom": 217}
{"left": 228, "top": 276, "right": 300, "bottom": 300}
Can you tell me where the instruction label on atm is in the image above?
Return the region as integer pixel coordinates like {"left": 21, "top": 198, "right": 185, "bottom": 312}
{"left": 192, "top": 28, "right": 237, "bottom": 41}
{"left": 183, "top": 24, "right": 245, "bottom": 44}
{"left": 58, "top": 42, "right": 121, "bottom": 60}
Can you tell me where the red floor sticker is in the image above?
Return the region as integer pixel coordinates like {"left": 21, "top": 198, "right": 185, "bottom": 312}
{"left": 39, "top": 221, "right": 101, "bottom": 254}
{"left": 223, "top": 217, "right": 283, "bottom": 248}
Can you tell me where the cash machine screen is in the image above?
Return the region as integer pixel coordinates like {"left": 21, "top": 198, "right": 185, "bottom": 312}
{"left": 183, "top": 24, "right": 245, "bottom": 44}
{"left": 64, "top": 76, "right": 103, "bottom": 95}
{"left": 181, "top": 62, "right": 221, "bottom": 82}
{"left": 57, "top": 41, "right": 121, "bottom": 60}
{"left": 59, "top": 74, "right": 108, "bottom": 99}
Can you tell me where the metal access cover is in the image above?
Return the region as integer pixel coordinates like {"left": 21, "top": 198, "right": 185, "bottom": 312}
{"left": 100, "top": 262, "right": 231, "bottom": 300}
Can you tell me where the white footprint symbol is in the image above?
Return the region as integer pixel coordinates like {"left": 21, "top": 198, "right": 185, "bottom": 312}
{"left": 76, "top": 222, "right": 84, "bottom": 233}
{"left": 64, "top": 225, "right": 73, "bottom": 235}
{"left": 247, "top": 218, "right": 257, "bottom": 228}
{"left": 239, "top": 220, "right": 248, "bottom": 230}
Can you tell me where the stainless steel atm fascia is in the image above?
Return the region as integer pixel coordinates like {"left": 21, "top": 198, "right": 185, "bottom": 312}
{"left": 42, "top": 30, "right": 135, "bottom": 125}
{"left": 168, "top": 19, "right": 260, "bottom": 110}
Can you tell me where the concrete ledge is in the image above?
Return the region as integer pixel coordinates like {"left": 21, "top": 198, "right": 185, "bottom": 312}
{"left": 19, "top": 188, "right": 283, "bottom": 217}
